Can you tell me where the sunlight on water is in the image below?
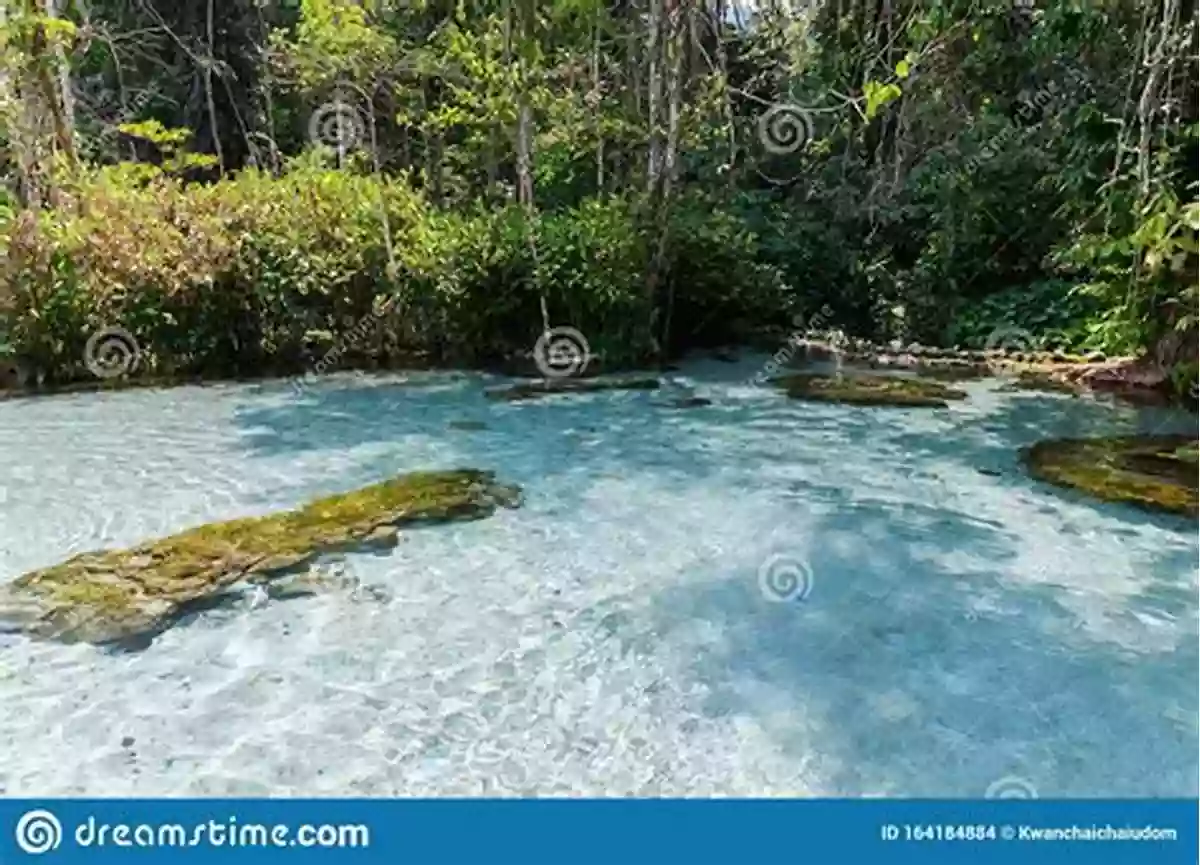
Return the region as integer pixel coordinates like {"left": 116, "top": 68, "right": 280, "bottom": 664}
{"left": 0, "top": 357, "right": 1195, "bottom": 797}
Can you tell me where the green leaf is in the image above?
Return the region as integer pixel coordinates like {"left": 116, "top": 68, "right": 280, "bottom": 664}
{"left": 863, "top": 81, "right": 903, "bottom": 121}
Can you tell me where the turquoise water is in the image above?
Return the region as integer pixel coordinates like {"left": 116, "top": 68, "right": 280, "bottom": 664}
{"left": 0, "top": 357, "right": 1196, "bottom": 797}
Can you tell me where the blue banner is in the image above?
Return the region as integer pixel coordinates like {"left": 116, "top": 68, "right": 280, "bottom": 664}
{"left": 0, "top": 799, "right": 1194, "bottom": 865}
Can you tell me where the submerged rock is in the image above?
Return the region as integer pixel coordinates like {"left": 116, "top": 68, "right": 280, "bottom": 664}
{"left": 268, "top": 563, "right": 392, "bottom": 605}
{"left": 1021, "top": 435, "right": 1198, "bottom": 516}
{"left": 448, "top": 419, "right": 489, "bottom": 431}
{"left": 654, "top": 376, "right": 708, "bottom": 408}
{"left": 771, "top": 373, "right": 968, "bottom": 408}
{"left": 485, "top": 377, "right": 660, "bottom": 402}
{"left": 0, "top": 469, "right": 522, "bottom": 645}
{"left": 660, "top": 396, "right": 713, "bottom": 409}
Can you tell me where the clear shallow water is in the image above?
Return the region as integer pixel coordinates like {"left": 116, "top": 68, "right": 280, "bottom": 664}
{"left": 0, "top": 357, "right": 1196, "bottom": 797}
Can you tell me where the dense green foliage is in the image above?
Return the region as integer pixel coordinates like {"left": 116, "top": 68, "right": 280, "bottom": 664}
{"left": 0, "top": 0, "right": 1195, "bottom": 396}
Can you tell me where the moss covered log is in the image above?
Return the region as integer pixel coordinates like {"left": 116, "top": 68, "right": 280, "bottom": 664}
{"left": 0, "top": 469, "right": 522, "bottom": 645}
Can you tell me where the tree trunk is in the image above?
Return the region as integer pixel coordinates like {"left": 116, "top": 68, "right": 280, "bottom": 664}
{"left": 203, "top": 0, "right": 225, "bottom": 173}
{"left": 592, "top": 16, "right": 604, "bottom": 193}
{"left": 516, "top": 101, "right": 534, "bottom": 207}
{"left": 645, "top": 0, "right": 663, "bottom": 193}
{"left": 655, "top": 0, "right": 686, "bottom": 356}
{"left": 6, "top": 0, "right": 78, "bottom": 207}
{"left": 642, "top": 0, "right": 685, "bottom": 361}
{"left": 711, "top": 0, "right": 737, "bottom": 185}
{"left": 1136, "top": 0, "right": 1178, "bottom": 197}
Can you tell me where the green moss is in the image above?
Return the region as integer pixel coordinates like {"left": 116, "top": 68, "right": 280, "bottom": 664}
{"left": 486, "top": 377, "right": 661, "bottom": 402}
{"left": 1021, "top": 435, "right": 1198, "bottom": 517}
{"left": 1174, "top": 443, "right": 1199, "bottom": 465}
{"left": 771, "top": 373, "right": 968, "bottom": 408}
{"left": 0, "top": 469, "right": 521, "bottom": 645}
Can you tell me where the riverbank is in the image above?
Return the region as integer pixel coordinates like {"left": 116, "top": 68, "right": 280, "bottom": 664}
{"left": 780, "top": 335, "right": 1192, "bottom": 407}
{"left": 0, "top": 339, "right": 1190, "bottom": 409}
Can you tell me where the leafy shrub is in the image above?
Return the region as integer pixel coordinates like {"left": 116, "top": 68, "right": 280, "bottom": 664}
{"left": 0, "top": 157, "right": 433, "bottom": 381}
{"left": 946, "top": 279, "right": 1102, "bottom": 351}
{"left": 0, "top": 164, "right": 711, "bottom": 380}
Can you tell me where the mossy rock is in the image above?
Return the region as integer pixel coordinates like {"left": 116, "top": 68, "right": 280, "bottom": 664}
{"left": 0, "top": 469, "right": 522, "bottom": 645}
{"left": 1021, "top": 435, "right": 1198, "bottom": 517}
{"left": 485, "top": 376, "right": 660, "bottom": 402}
{"left": 771, "top": 373, "right": 968, "bottom": 408}
{"left": 1173, "top": 442, "right": 1199, "bottom": 465}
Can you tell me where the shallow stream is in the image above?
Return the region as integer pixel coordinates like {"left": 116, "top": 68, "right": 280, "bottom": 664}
{"left": 0, "top": 357, "right": 1195, "bottom": 796}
